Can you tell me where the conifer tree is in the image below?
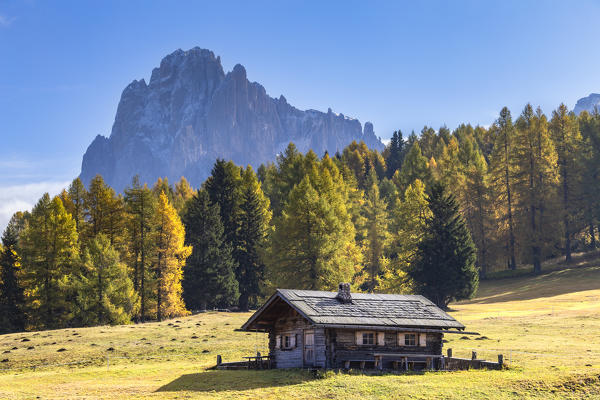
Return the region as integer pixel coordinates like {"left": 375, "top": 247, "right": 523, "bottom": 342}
{"left": 153, "top": 177, "right": 175, "bottom": 203}
{"left": 124, "top": 176, "right": 155, "bottom": 321}
{"left": 261, "top": 143, "right": 304, "bottom": 217}
{"left": 236, "top": 166, "right": 271, "bottom": 310}
{"left": 267, "top": 176, "right": 356, "bottom": 290}
{"left": 361, "top": 171, "right": 389, "bottom": 292}
{"left": 0, "top": 213, "right": 26, "bottom": 333}
{"left": 72, "top": 234, "right": 138, "bottom": 325}
{"left": 20, "top": 195, "right": 79, "bottom": 329}
{"left": 68, "top": 178, "right": 87, "bottom": 235}
{"left": 394, "top": 142, "right": 431, "bottom": 193}
{"left": 408, "top": 183, "right": 478, "bottom": 309}
{"left": 204, "top": 159, "right": 242, "bottom": 245}
{"left": 84, "top": 175, "right": 126, "bottom": 248}
{"left": 173, "top": 176, "right": 195, "bottom": 216}
{"left": 489, "top": 107, "right": 517, "bottom": 269}
{"left": 514, "top": 105, "right": 558, "bottom": 273}
{"left": 550, "top": 104, "right": 584, "bottom": 262}
{"left": 153, "top": 192, "right": 191, "bottom": 321}
{"left": 381, "top": 179, "right": 430, "bottom": 292}
{"left": 579, "top": 110, "right": 600, "bottom": 248}
{"left": 385, "top": 130, "right": 405, "bottom": 178}
{"left": 182, "top": 190, "right": 239, "bottom": 310}
{"left": 463, "top": 151, "right": 493, "bottom": 277}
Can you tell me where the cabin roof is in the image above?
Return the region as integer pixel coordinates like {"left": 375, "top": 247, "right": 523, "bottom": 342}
{"left": 241, "top": 289, "right": 465, "bottom": 332}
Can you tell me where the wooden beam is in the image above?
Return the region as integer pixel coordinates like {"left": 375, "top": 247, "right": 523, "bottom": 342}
{"left": 317, "top": 324, "right": 478, "bottom": 335}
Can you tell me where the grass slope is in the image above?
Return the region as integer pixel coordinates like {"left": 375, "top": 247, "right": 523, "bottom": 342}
{"left": 1, "top": 264, "right": 600, "bottom": 399}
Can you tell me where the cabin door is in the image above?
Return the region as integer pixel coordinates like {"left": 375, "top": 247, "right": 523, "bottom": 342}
{"left": 304, "top": 330, "right": 315, "bottom": 367}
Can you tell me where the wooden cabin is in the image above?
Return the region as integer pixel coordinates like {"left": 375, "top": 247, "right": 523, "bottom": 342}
{"left": 240, "top": 283, "right": 466, "bottom": 370}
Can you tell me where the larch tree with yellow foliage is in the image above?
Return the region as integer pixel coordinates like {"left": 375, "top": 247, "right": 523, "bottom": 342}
{"left": 153, "top": 192, "right": 191, "bottom": 321}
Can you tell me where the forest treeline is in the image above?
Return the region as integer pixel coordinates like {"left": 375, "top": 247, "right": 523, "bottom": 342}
{"left": 1, "top": 103, "right": 600, "bottom": 332}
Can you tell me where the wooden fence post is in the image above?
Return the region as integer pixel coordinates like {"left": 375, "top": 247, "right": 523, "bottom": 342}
{"left": 447, "top": 348, "right": 452, "bottom": 358}
{"left": 471, "top": 351, "right": 477, "bottom": 360}
{"left": 217, "top": 355, "right": 222, "bottom": 366}
{"left": 497, "top": 354, "right": 503, "bottom": 366}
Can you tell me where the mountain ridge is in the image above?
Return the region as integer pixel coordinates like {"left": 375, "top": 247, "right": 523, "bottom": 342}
{"left": 574, "top": 93, "right": 600, "bottom": 115}
{"left": 80, "top": 47, "right": 383, "bottom": 191}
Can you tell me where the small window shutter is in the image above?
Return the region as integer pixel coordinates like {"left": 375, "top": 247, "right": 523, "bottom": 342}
{"left": 292, "top": 334, "right": 297, "bottom": 348}
{"left": 275, "top": 335, "right": 281, "bottom": 349}
{"left": 398, "top": 333, "right": 405, "bottom": 346}
{"left": 355, "top": 331, "right": 362, "bottom": 345}
{"left": 419, "top": 333, "right": 427, "bottom": 347}
{"left": 377, "top": 332, "right": 385, "bottom": 346}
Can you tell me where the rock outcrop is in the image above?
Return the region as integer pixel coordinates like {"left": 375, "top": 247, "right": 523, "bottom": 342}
{"left": 80, "top": 47, "right": 383, "bottom": 191}
{"left": 574, "top": 93, "right": 600, "bottom": 115}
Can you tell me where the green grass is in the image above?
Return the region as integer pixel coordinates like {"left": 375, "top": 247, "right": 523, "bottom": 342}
{"left": 1, "top": 263, "right": 600, "bottom": 399}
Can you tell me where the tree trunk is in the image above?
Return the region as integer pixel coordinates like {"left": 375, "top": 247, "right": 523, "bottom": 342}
{"left": 239, "top": 292, "right": 249, "bottom": 312}
{"left": 140, "top": 199, "right": 146, "bottom": 322}
{"left": 504, "top": 140, "right": 517, "bottom": 270}
{"left": 562, "top": 163, "right": 572, "bottom": 263}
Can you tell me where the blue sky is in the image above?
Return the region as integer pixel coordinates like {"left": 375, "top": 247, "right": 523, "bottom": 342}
{"left": 1, "top": 0, "right": 600, "bottom": 230}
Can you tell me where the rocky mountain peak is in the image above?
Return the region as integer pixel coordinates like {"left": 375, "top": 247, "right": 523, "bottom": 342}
{"left": 80, "top": 47, "right": 383, "bottom": 191}
{"left": 574, "top": 93, "right": 600, "bottom": 115}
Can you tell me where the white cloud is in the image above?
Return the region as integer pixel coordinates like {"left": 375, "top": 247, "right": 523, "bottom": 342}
{"left": 0, "top": 14, "right": 15, "bottom": 27}
{"left": 0, "top": 181, "right": 70, "bottom": 233}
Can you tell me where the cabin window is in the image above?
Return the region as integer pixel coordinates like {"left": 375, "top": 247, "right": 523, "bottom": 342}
{"left": 276, "top": 333, "right": 296, "bottom": 350}
{"left": 404, "top": 333, "right": 417, "bottom": 346}
{"left": 356, "top": 331, "right": 385, "bottom": 346}
{"left": 362, "top": 332, "right": 375, "bottom": 345}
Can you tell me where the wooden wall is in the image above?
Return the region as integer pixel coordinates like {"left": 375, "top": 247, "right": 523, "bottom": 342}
{"left": 268, "top": 308, "right": 328, "bottom": 368}
{"left": 266, "top": 307, "right": 443, "bottom": 370}
{"left": 328, "top": 329, "right": 443, "bottom": 368}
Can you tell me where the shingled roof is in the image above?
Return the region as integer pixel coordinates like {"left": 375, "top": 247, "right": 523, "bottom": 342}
{"left": 241, "top": 288, "right": 465, "bottom": 332}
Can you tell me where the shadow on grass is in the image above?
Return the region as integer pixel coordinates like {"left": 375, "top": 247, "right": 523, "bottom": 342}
{"left": 156, "top": 369, "right": 314, "bottom": 392}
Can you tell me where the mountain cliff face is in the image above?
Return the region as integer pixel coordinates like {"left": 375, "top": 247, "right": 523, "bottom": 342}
{"left": 80, "top": 47, "right": 383, "bottom": 191}
{"left": 574, "top": 93, "right": 600, "bottom": 115}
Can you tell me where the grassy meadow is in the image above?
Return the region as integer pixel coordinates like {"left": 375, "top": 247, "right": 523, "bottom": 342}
{"left": 1, "top": 263, "right": 600, "bottom": 399}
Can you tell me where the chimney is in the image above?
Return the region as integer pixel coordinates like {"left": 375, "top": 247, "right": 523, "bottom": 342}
{"left": 336, "top": 283, "right": 352, "bottom": 304}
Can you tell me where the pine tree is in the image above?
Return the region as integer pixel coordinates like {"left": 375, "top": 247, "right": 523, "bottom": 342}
{"left": 72, "top": 234, "right": 139, "bottom": 326}
{"left": 152, "top": 177, "right": 175, "bottom": 203}
{"left": 579, "top": 110, "right": 600, "bottom": 248}
{"left": 0, "top": 213, "right": 26, "bottom": 333}
{"left": 514, "top": 105, "right": 559, "bottom": 273}
{"left": 236, "top": 166, "right": 271, "bottom": 310}
{"left": 550, "top": 104, "right": 584, "bottom": 263}
{"left": 463, "top": 151, "right": 493, "bottom": 277}
{"left": 204, "top": 159, "right": 242, "bottom": 245}
{"left": 68, "top": 178, "right": 87, "bottom": 235}
{"left": 385, "top": 130, "right": 405, "bottom": 178}
{"left": 124, "top": 176, "right": 155, "bottom": 321}
{"left": 361, "top": 171, "right": 389, "bottom": 292}
{"left": 20, "top": 195, "right": 79, "bottom": 329}
{"left": 394, "top": 142, "right": 431, "bottom": 193}
{"left": 489, "top": 107, "right": 518, "bottom": 270}
{"left": 153, "top": 192, "right": 191, "bottom": 321}
{"left": 381, "top": 179, "right": 431, "bottom": 292}
{"left": 84, "top": 175, "right": 126, "bottom": 249}
{"left": 267, "top": 176, "right": 356, "bottom": 290}
{"left": 408, "top": 183, "right": 478, "bottom": 309}
{"left": 173, "top": 176, "right": 195, "bottom": 216}
{"left": 261, "top": 143, "right": 304, "bottom": 217}
{"left": 182, "top": 190, "right": 239, "bottom": 310}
